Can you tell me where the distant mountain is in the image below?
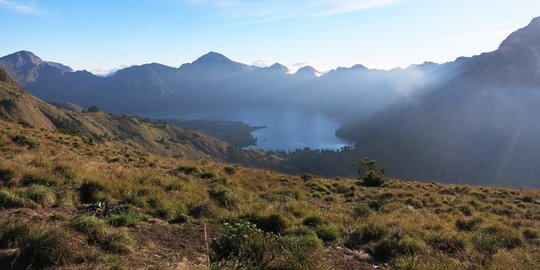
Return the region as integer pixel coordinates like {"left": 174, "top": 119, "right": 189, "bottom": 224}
{"left": 0, "top": 48, "right": 415, "bottom": 119}
{"left": 336, "top": 17, "right": 540, "bottom": 187}
{"left": 0, "top": 51, "right": 73, "bottom": 85}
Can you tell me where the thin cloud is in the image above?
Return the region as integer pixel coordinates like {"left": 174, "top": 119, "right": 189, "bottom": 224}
{"left": 181, "top": 0, "right": 404, "bottom": 20}
{"left": 0, "top": 0, "right": 43, "bottom": 14}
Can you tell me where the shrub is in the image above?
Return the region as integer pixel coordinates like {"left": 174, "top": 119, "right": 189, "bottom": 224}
{"left": 398, "top": 236, "right": 428, "bottom": 255}
{"left": 174, "top": 166, "right": 201, "bottom": 175}
{"left": 353, "top": 203, "right": 372, "bottom": 217}
{"left": 370, "top": 234, "right": 426, "bottom": 262}
{"left": 24, "top": 185, "right": 56, "bottom": 207}
{"left": 79, "top": 180, "right": 111, "bottom": 203}
{"left": 188, "top": 203, "right": 216, "bottom": 219}
{"left": 301, "top": 173, "right": 314, "bottom": 181}
{"left": 427, "top": 233, "right": 466, "bottom": 254}
{"left": 211, "top": 221, "right": 323, "bottom": 269}
{"left": 212, "top": 221, "right": 263, "bottom": 260}
{"left": 11, "top": 134, "right": 38, "bottom": 148}
{"left": 302, "top": 216, "right": 325, "bottom": 228}
{"left": 199, "top": 170, "right": 218, "bottom": 180}
{"left": 521, "top": 196, "right": 534, "bottom": 203}
{"left": 315, "top": 225, "right": 341, "bottom": 244}
{"left": 242, "top": 213, "right": 288, "bottom": 234}
{"left": 223, "top": 166, "right": 237, "bottom": 175}
{"left": 481, "top": 225, "right": 522, "bottom": 249}
{"left": 108, "top": 213, "right": 146, "bottom": 227}
{"left": 472, "top": 233, "right": 501, "bottom": 255}
{"left": 355, "top": 158, "right": 387, "bottom": 187}
{"left": 20, "top": 173, "right": 59, "bottom": 186}
{"left": 455, "top": 218, "right": 483, "bottom": 231}
{"left": 523, "top": 229, "right": 538, "bottom": 240}
{"left": 0, "top": 189, "right": 26, "bottom": 207}
{"left": 345, "top": 223, "right": 389, "bottom": 250}
{"left": 209, "top": 186, "right": 235, "bottom": 208}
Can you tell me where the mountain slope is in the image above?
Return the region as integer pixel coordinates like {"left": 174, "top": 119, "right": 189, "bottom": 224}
{"left": 337, "top": 17, "right": 540, "bottom": 187}
{"left": 0, "top": 67, "right": 269, "bottom": 162}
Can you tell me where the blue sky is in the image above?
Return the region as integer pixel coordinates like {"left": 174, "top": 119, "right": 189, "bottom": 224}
{"left": 1, "top": 0, "right": 539, "bottom": 74}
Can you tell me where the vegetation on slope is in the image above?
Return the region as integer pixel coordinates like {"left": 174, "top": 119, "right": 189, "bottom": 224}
{"left": 0, "top": 119, "right": 539, "bottom": 269}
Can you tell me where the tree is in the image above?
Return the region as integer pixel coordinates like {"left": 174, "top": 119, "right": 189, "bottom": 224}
{"left": 354, "top": 158, "right": 387, "bottom": 187}
{"left": 86, "top": 105, "right": 100, "bottom": 113}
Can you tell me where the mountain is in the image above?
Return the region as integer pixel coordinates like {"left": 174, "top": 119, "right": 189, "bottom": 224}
{"left": 336, "top": 17, "right": 540, "bottom": 187}
{"left": 0, "top": 49, "right": 415, "bottom": 119}
{"left": 0, "top": 51, "right": 73, "bottom": 85}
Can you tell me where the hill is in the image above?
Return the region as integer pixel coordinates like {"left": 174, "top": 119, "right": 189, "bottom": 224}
{"left": 0, "top": 67, "right": 271, "bottom": 163}
{"left": 0, "top": 108, "right": 539, "bottom": 269}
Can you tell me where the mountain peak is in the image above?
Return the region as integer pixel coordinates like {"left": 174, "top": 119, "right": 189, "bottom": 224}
{"left": 194, "top": 52, "right": 232, "bottom": 63}
{"left": 498, "top": 16, "right": 540, "bottom": 52}
{"left": 1, "top": 50, "right": 44, "bottom": 66}
{"left": 294, "top": 66, "right": 319, "bottom": 78}
{"left": 267, "top": 63, "right": 289, "bottom": 73}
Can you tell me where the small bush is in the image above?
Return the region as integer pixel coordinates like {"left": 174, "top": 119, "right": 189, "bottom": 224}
{"left": 455, "top": 217, "right": 483, "bottom": 231}
{"left": 108, "top": 213, "right": 146, "bottom": 227}
{"left": 24, "top": 185, "right": 56, "bottom": 207}
{"left": 242, "top": 213, "right": 288, "bottom": 234}
{"left": 301, "top": 173, "right": 314, "bottom": 181}
{"left": 79, "top": 180, "right": 111, "bottom": 203}
{"left": 209, "top": 186, "right": 235, "bottom": 208}
{"left": 174, "top": 166, "right": 201, "bottom": 175}
{"left": 188, "top": 203, "right": 216, "bottom": 219}
{"left": 353, "top": 203, "right": 372, "bottom": 217}
{"left": 0, "top": 189, "right": 26, "bottom": 207}
{"left": 199, "top": 170, "right": 218, "bottom": 180}
{"left": 212, "top": 221, "right": 263, "bottom": 260}
{"left": 315, "top": 225, "right": 340, "bottom": 244}
{"left": 345, "top": 223, "right": 389, "bottom": 250}
{"left": 11, "top": 134, "right": 38, "bottom": 148}
{"left": 302, "top": 216, "right": 325, "bottom": 228}
{"left": 370, "top": 234, "right": 426, "bottom": 262}
{"left": 523, "top": 228, "right": 538, "bottom": 240}
{"left": 472, "top": 232, "right": 501, "bottom": 255}
{"left": 427, "top": 233, "right": 466, "bottom": 254}
{"left": 20, "top": 173, "right": 59, "bottom": 186}
{"left": 223, "top": 166, "right": 237, "bottom": 175}
{"left": 481, "top": 225, "right": 522, "bottom": 249}
{"left": 211, "top": 221, "right": 323, "bottom": 269}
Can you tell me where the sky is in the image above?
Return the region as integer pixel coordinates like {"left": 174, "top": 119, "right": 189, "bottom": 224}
{"left": 1, "top": 0, "right": 539, "bottom": 74}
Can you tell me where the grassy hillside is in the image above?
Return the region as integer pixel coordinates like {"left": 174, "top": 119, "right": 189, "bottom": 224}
{"left": 0, "top": 119, "right": 538, "bottom": 269}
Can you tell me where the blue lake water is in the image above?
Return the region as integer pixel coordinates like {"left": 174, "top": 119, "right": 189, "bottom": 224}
{"left": 143, "top": 109, "right": 352, "bottom": 151}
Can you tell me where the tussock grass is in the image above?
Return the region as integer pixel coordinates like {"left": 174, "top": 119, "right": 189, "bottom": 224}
{"left": 0, "top": 120, "right": 539, "bottom": 269}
